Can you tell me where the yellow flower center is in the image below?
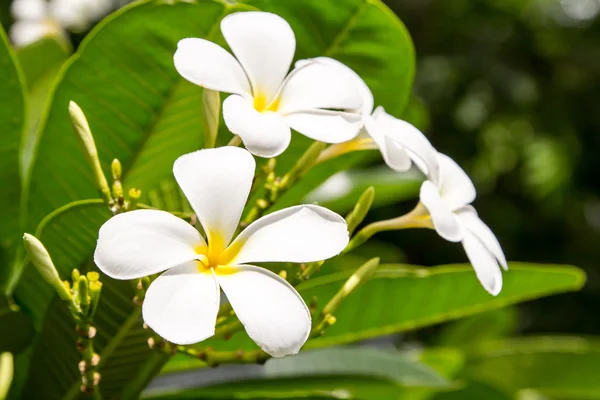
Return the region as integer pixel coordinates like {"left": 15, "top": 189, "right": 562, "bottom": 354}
{"left": 253, "top": 92, "right": 280, "bottom": 113}
{"left": 194, "top": 231, "right": 244, "bottom": 275}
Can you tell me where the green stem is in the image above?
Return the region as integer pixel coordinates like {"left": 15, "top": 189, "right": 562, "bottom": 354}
{"left": 76, "top": 322, "right": 101, "bottom": 399}
{"left": 345, "top": 202, "right": 432, "bottom": 253}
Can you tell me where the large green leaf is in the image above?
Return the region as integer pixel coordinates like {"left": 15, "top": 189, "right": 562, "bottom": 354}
{"left": 146, "top": 348, "right": 449, "bottom": 400}
{"left": 0, "top": 296, "right": 33, "bottom": 354}
{"left": 0, "top": 24, "right": 26, "bottom": 290}
{"left": 192, "top": 263, "right": 585, "bottom": 353}
{"left": 462, "top": 336, "right": 600, "bottom": 399}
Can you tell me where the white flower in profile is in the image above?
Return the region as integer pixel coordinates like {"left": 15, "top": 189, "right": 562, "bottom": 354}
{"left": 174, "top": 11, "right": 364, "bottom": 158}
{"left": 309, "top": 57, "right": 439, "bottom": 182}
{"left": 419, "top": 153, "right": 508, "bottom": 295}
{"left": 94, "top": 147, "right": 349, "bottom": 357}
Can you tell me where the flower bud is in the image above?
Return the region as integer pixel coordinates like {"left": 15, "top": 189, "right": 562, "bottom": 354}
{"left": 202, "top": 89, "right": 220, "bottom": 149}
{"left": 23, "top": 234, "right": 71, "bottom": 301}
{"left": 69, "top": 101, "right": 111, "bottom": 204}
{"left": 111, "top": 159, "right": 122, "bottom": 181}
{"left": 346, "top": 186, "right": 375, "bottom": 235}
{"left": 0, "top": 352, "right": 13, "bottom": 400}
{"left": 78, "top": 276, "right": 90, "bottom": 316}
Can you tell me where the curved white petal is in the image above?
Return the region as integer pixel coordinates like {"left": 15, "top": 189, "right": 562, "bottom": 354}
{"left": 457, "top": 206, "right": 508, "bottom": 270}
{"left": 294, "top": 57, "right": 374, "bottom": 116}
{"left": 223, "top": 205, "right": 348, "bottom": 265}
{"left": 367, "top": 107, "right": 439, "bottom": 179}
{"left": 221, "top": 11, "right": 295, "bottom": 103}
{"left": 94, "top": 210, "right": 205, "bottom": 280}
{"left": 462, "top": 231, "right": 503, "bottom": 296}
{"left": 143, "top": 262, "right": 220, "bottom": 345}
{"left": 9, "top": 21, "right": 55, "bottom": 47}
{"left": 223, "top": 94, "right": 291, "bottom": 158}
{"left": 284, "top": 109, "right": 362, "bottom": 144}
{"left": 277, "top": 59, "right": 363, "bottom": 114}
{"left": 216, "top": 265, "right": 311, "bottom": 357}
{"left": 364, "top": 114, "right": 411, "bottom": 172}
{"left": 174, "top": 38, "right": 252, "bottom": 98}
{"left": 420, "top": 181, "right": 464, "bottom": 242}
{"left": 437, "top": 153, "right": 476, "bottom": 210}
{"left": 173, "top": 147, "right": 255, "bottom": 252}
{"left": 11, "top": 0, "right": 47, "bottom": 21}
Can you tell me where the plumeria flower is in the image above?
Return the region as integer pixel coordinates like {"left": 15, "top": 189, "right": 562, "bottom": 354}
{"left": 10, "top": 0, "right": 113, "bottom": 47}
{"left": 174, "top": 11, "right": 364, "bottom": 158}
{"left": 310, "top": 58, "right": 439, "bottom": 181}
{"left": 94, "top": 147, "right": 349, "bottom": 357}
{"left": 419, "top": 153, "right": 508, "bottom": 295}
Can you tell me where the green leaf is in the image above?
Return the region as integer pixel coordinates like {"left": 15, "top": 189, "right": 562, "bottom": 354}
{"left": 198, "top": 263, "right": 585, "bottom": 352}
{"left": 0, "top": 24, "right": 26, "bottom": 290}
{"left": 0, "top": 296, "right": 33, "bottom": 354}
{"left": 432, "top": 380, "right": 512, "bottom": 400}
{"left": 147, "top": 347, "right": 449, "bottom": 400}
{"left": 305, "top": 166, "right": 421, "bottom": 214}
{"left": 462, "top": 336, "right": 600, "bottom": 399}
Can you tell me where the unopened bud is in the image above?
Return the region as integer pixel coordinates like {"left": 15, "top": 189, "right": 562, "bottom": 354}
{"left": 111, "top": 159, "right": 122, "bottom": 181}
{"left": 346, "top": 186, "right": 375, "bottom": 235}
{"left": 278, "top": 270, "right": 287, "bottom": 280}
{"left": 0, "top": 353, "right": 13, "bottom": 400}
{"left": 68, "top": 101, "right": 111, "bottom": 204}
{"left": 202, "top": 89, "right": 220, "bottom": 148}
{"left": 128, "top": 188, "right": 142, "bottom": 210}
{"left": 78, "top": 276, "right": 90, "bottom": 315}
{"left": 23, "top": 234, "right": 71, "bottom": 301}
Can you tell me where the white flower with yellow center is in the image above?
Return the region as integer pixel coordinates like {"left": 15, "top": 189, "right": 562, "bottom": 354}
{"left": 94, "top": 147, "right": 349, "bottom": 357}
{"left": 419, "top": 153, "right": 508, "bottom": 295}
{"left": 174, "top": 11, "right": 364, "bottom": 158}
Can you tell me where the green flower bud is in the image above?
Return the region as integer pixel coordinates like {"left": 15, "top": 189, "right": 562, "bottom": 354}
{"left": 68, "top": 101, "right": 111, "bottom": 205}
{"left": 346, "top": 186, "right": 375, "bottom": 235}
{"left": 111, "top": 159, "right": 122, "bottom": 181}
{"left": 78, "top": 276, "right": 90, "bottom": 316}
{"left": 23, "top": 234, "right": 71, "bottom": 301}
{"left": 0, "top": 352, "right": 13, "bottom": 400}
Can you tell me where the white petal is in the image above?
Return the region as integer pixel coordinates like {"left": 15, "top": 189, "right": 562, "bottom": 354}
{"left": 462, "top": 231, "right": 503, "bottom": 296}
{"left": 221, "top": 11, "right": 295, "bottom": 103}
{"left": 437, "top": 153, "right": 476, "bottom": 210}
{"left": 223, "top": 205, "right": 348, "bottom": 265}
{"left": 277, "top": 59, "right": 363, "bottom": 114}
{"left": 9, "top": 21, "right": 55, "bottom": 47}
{"left": 173, "top": 147, "right": 255, "bottom": 252}
{"left": 94, "top": 210, "right": 205, "bottom": 280}
{"left": 174, "top": 38, "right": 252, "bottom": 98}
{"left": 457, "top": 206, "right": 508, "bottom": 270}
{"left": 216, "top": 265, "right": 311, "bottom": 357}
{"left": 420, "top": 181, "right": 464, "bottom": 242}
{"left": 143, "top": 262, "right": 220, "bottom": 345}
{"left": 223, "top": 94, "right": 291, "bottom": 158}
{"left": 11, "top": 0, "right": 47, "bottom": 21}
{"left": 294, "top": 57, "right": 374, "bottom": 116}
{"left": 284, "top": 109, "right": 362, "bottom": 144}
{"left": 367, "top": 107, "right": 439, "bottom": 180}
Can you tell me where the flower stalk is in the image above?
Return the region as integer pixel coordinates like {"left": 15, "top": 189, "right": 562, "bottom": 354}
{"left": 345, "top": 202, "right": 432, "bottom": 253}
{"left": 202, "top": 89, "right": 220, "bottom": 148}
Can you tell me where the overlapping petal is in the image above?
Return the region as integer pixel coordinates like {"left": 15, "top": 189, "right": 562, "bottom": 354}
{"left": 284, "top": 110, "right": 363, "bottom": 144}
{"left": 420, "top": 181, "right": 464, "bottom": 242}
{"left": 221, "top": 11, "right": 295, "bottom": 103}
{"left": 461, "top": 231, "right": 503, "bottom": 296}
{"left": 173, "top": 147, "right": 255, "bottom": 251}
{"left": 457, "top": 206, "right": 508, "bottom": 270}
{"left": 143, "top": 263, "right": 220, "bottom": 345}
{"left": 94, "top": 210, "right": 205, "bottom": 280}
{"left": 277, "top": 59, "right": 363, "bottom": 114}
{"left": 437, "top": 153, "right": 476, "bottom": 211}
{"left": 223, "top": 95, "right": 292, "bottom": 158}
{"left": 174, "top": 38, "right": 252, "bottom": 98}
{"left": 224, "top": 205, "right": 349, "bottom": 265}
{"left": 216, "top": 265, "right": 311, "bottom": 357}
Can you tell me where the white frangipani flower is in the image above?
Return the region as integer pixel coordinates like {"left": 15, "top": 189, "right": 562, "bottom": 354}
{"left": 309, "top": 57, "right": 439, "bottom": 181}
{"left": 174, "top": 11, "right": 364, "bottom": 158}
{"left": 419, "top": 153, "right": 508, "bottom": 295}
{"left": 94, "top": 147, "right": 349, "bottom": 357}
{"left": 10, "top": 0, "right": 113, "bottom": 47}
